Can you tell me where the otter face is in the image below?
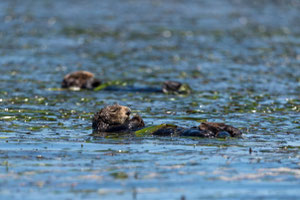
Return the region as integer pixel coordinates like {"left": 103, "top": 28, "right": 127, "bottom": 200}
{"left": 162, "top": 81, "right": 191, "bottom": 94}
{"left": 62, "top": 71, "right": 101, "bottom": 89}
{"left": 198, "top": 122, "right": 242, "bottom": 137}
{"left": 99, "top": 105, "right": 131, "bottom": 125}
{"left": 162, "top": 81, "right": 182, "bottom": 93}
{"left": 92, "top": 104, "right": 144, "bottom": 134}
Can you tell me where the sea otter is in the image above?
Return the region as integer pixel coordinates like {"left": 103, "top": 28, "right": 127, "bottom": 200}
{"left": 62, "top": 71, "right": 190, "bottom": 94}
{"left": 151, "top": 122, "right": 242, "bottom": 138}
{"left": 92, "top": 104, "right": 145, "bottom": 134}
{"left": 62, "top": 71, "right": 101, "bottom": 89}
{"left": 92, "top": 104, "right": 242, "bottom": 138}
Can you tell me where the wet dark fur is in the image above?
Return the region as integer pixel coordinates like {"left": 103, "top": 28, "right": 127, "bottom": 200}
{"left": 152, "top": 122, "right": 242, "bottom": 138}
{"left": 92, "top": 105, "right": 242, "bottom": 138}
{"left": 198, "top": 122, "right": 242, "bottom": 137}
{"left": 162, "top": 81, "right": 182, "bottom": 93}
{"left": 62, "top": 71, "right": 186, "bottom": 93}
{"left": 92, "top": 105, "right": 145, "bottom": 134}
{"left": 62, "top": 71, "right": 101, "bottom": 89}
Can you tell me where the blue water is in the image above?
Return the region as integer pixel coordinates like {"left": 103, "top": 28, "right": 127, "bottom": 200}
{"left": 0, "top": 0, "right": 299, "bottom": 199}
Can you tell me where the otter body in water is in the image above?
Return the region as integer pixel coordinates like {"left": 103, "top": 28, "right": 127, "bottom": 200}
{"left": 62, "top": 71, "right": 101, "bottom": 89}
{"left": 62, "top": 71, "right": 190, "bottom": 94}
{"left": 92, "top": 104, "right": 145, "bottom": 134}
{"left": 151, "top": 122, "right": 242, "bottom": 138}
{"left": 92, "top": 104, "right": 242, "bottom": 138}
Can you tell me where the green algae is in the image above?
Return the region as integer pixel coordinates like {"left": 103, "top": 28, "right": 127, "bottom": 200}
{"left": 94, "top": 80, "right": 129, "bottom": 91}
{"left": 1, "top": 161, "right": 11, "bottom": 167}
{"left": 135, "top": 124, "right": 177, "bottom": 137}
{"left": 61, "top": 26, "right": 120, "bottom": 38}
{"left": 27, "top": 125, "right": 49, "bottom": 131}
{"left": 110, "top": 172, "right": 129, "bottom": 179}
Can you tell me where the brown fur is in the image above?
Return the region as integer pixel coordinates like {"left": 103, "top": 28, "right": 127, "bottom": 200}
{"left": 198, "top": 122, "right": 242, "bottom": 137}
{"left": 62, "top": 71, "right": 101, "bottom": 89}
{"left": 92, "top": 104, "right": 145, "bottom": 133}
{"left": 162, "top": 81, "right": 182, "bottom": 93}
{"left": 128, "top": 115, "right": 145, "bottom": 130}
{"left": 91, "top": 105, "right": 242, "bottom": 138}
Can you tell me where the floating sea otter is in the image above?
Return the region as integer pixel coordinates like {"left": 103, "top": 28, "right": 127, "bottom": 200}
{"left": 62, "top": 71, "right": 191, "bottom": 94}
{"left": 92, "top": 104, "right": 242, "bottom": 138}
{"left": 92, "top": 104, "right": 145, "bottom": 133}
{"left": 62, "top": 71, "right": 102, "bottom": 90}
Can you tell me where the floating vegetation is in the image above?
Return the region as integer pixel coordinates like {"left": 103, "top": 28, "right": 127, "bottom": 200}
{"left": 27, "top": 125, "right": 49, "bottom": 131}
{"left": 110, "top": 172, "right": 129, "bottom": 179}
{"left": 174, "top": 83, "right": 192, "bottom": 95}
{"left": 135, "top": 124, "right": 177, "bottom": 137}
{"left": 0, "top": 0, "right": 299, "bottom": 199}
{"left": 94, "top": 80, "right": 129, "bottom": 91}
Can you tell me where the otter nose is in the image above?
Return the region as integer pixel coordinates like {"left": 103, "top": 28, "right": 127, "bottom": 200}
{"left": 126, "top": 110, "right": 131, "bottom": 116}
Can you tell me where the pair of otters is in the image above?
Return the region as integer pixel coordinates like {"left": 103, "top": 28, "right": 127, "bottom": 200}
{"left": 62, "top": 71, "right": 242, "bottom": 138}
{"left": 92, "top": 104, "right": 242, "bottom": 138}
{"left": 61, "top": 70, "right": 188, "bottom": 94}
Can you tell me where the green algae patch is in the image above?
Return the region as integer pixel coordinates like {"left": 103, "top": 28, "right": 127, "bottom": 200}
{"left": 280, "top": 146, "right": 300, "bottom": 150}
{"left": 110, "top": 172, "right": 128, "bottom": 179}
{"left": 94, "top": 81, "right": 128, "bottom": 91}
{"left": 61, "top": 26, "right": 120, "bottom": 38}
{"left": 1, "top": 161, "right": 12, "bottom": 167}
{"left": 178, "top": 83, "right": 192, "bottom": 95}
{"left": 27, "top": 125, "right": 49, "bottom": 131}
{"left": 47, "top": 88, "right": 65, "bottom": 91}
{"left": 135, "top": 124, "right": 177, "bottom": 137}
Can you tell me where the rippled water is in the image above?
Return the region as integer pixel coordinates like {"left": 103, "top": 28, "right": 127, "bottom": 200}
{"left": 0, "top": 0, "right": 300, "bottom": 199}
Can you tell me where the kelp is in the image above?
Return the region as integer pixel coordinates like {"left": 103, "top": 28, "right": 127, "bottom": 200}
{"left": 135, "top": 124, "right": 177, "bottom": 137}
{"left": 94, "top": 80, "right": 128, "bottom": 91}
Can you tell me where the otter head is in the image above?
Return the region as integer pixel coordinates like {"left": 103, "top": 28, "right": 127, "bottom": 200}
{"left": 198, "top": 122, "right": 242, "bottom": 137}
{"left": 128, "top": 114, "right": 145, "bottom": 130}
{"left": 99, "top": 104, "right": 131, "bottom": 125}
{"left": 162, "top": 81, "right": 191, "bottom": 94}
{"left": 92, "top": 104, "right": 145, "bottom": 134}
{"left": 62, "top": 71, "right": 101, "bottom": 89}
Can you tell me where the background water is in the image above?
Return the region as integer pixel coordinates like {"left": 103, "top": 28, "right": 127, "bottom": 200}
{"left": 0, "top": 0, "right": 299, "bottom": 199}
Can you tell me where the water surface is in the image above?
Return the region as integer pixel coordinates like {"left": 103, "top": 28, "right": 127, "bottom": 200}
{"left": 0, "top": 0, "right": 299, "bottom": 199}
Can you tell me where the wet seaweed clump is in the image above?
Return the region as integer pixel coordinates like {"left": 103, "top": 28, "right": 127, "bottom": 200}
{"left": 62, "top": 71, "right": 102, "bottom": 89}
{"left": 92, "top": 104, "right": 145, "bottom": 134}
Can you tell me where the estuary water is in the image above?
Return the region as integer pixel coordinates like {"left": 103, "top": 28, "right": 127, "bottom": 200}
{"left": 0, "top": 0, "right": 299, "bottom": 199}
